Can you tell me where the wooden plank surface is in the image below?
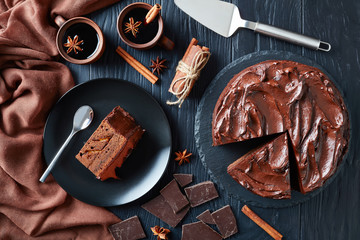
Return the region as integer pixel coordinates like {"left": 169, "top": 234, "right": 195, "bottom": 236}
{"left": 65, "top": 0, "right": 360, "bottom": 239}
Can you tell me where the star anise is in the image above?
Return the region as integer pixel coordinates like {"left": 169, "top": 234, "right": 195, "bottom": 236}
{"left": 151, "top": 226, "right": 170, "bottom": 240}
{"left": 149, "top": 56, "right": 167, "bottom": 75}
{"left": 124, "top": 17, "right": 142, "bottom": 37}
{"left": 63, "top": 35, "right": 83, "bottom": 54}
{"left": 174, "top": 149, "right": 192, "bottom": 166}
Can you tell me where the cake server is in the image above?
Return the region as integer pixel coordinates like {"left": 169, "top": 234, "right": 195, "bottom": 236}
{"left": 174, "top": 0, "right": 331, "bottom": 51}
{"left": 39, "top": 105, "right": 94, "bottom": 183}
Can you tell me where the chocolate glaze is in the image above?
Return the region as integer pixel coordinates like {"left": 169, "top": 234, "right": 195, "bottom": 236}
{"left": 213, "top": 60, "right": 350, "bottom": 194}
{"left": 227, "top": 133, "right": 291, "bottom": 199}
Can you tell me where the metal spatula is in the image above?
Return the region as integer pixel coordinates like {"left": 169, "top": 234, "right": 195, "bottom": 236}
{"left": 174, "top": 0, "right": 331, "bottom": 51}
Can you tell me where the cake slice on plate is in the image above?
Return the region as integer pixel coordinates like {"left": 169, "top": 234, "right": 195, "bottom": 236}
{"left": 76, "top": 106, "right": 144, "bottom": 181}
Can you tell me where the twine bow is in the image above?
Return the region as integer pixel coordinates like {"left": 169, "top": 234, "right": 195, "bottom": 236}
{"left": 167, "top": 50, "right": 211, "bottom": 107}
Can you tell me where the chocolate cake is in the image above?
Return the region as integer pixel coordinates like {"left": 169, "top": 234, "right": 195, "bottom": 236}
{"left": 213, "top": 60, "right": 350, "bottom": 195}
{"left": 76, "top": 106, "right": 144, "bottom": 181}
{"left": 227, "top": 133, "right": 290, "bottom": 199}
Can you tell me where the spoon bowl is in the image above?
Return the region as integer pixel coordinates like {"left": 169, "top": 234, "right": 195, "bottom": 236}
{"left": 39, "top": 105, "right": 94, "bottom": 183}
{"left": 73, "top": 105, "right": 94, "bottom": 131}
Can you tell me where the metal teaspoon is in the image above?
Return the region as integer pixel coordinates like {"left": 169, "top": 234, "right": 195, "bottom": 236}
{"left": 39, "top": 105, "right": 94, "bottom": 183}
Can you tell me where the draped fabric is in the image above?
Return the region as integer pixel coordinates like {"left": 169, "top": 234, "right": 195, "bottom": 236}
{"left": 0, "top": 0, "right": 121, "bottom": 238}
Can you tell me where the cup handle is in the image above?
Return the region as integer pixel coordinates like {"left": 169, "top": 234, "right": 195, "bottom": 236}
{"left": 55, "top": 15, "right": 66, "bottom": 28}
{"left": 157, "top": 35, "right": 174, "bottom": 50}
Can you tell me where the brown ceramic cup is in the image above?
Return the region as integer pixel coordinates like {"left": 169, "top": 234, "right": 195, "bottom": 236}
{"left": 55, "top": 16, "right": 105, "bottom": 65}
{"left": 117, "top": 2, "right": 174, "bottom": 50}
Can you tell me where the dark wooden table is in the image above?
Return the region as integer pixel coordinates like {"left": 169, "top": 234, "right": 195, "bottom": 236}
{"left": 65, "top": 0, "right": 360, "bottom": 239}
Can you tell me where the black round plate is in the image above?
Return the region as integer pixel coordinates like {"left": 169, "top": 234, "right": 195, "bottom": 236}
{"left": 195, "top": 51, "right": 351, "bottom": 208}
{"left": 43, "top": 78, "right": 171, "bottom": 206}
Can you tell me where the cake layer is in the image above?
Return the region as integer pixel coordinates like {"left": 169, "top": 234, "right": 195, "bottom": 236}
{"left": 214, "top": 60, "right": 350, "bottom": 194}
{"left": 227, "top": 133, "right": 291, "bottom": 199}
{"left": 76, "top": 106, "right": 144, "bottom": 180}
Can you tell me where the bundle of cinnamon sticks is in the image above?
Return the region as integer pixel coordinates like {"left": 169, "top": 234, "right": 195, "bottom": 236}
{"left": 167, "top": 38, "right": 211, "bottom": 107}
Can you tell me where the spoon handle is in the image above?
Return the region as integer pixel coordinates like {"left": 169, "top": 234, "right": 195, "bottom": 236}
{"left": 39, "top": 130, "right": 77, "bottom": 182}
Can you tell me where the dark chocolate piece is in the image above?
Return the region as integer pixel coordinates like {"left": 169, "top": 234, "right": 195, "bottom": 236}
{"left": 173, "top": 173, "right": 193, "bottom": 187}
{"left": 184, "top": 181, "right": 219, "bottom": 207}
{"left": 196, "top": 209, "right": 215, "bottom": 225}
{"left": 108, "top": 216, "right": 146, "bottom": 240}
{"left": 211, "top": 205, "right": 238, "bottom": 238}
{"left": 181, "top": 221, "right": 222, "bottom": 240}
{"left": 160, "top": 179, "right": 189, "bottom": 213}
{"left": 141, "top": 195, "right": 190, "bottom": 228}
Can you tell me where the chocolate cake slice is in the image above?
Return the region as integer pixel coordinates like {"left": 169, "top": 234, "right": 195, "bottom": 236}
{"left": 76, "top": 106, "right": 144, "bottom": 181}
{"left": 227, "top": 133, "right": 290, "bottom": 199}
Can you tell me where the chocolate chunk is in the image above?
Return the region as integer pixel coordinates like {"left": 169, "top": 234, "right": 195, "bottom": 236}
{"left": 160, "top": 179, "right": 189, "bottom": 213}
{"left": 173, "top": 173, "right": 193, "bottom": 187}
{"left": 108, "top": 216, "right": 146, "bottom": 240}
{"left": 196, "top": 209, "right": 215, "bottom": 225}
{"left": 184, "top": 181, "right": 219, "bottom": 207}
{"left": 141, "top": 195, "right": 190, "bottom": 228}
{"left": 181, "top": 221, "right": 222, "bottom": 240}
{"left": 211, "top": 205, "right": 238, "bottom": 238}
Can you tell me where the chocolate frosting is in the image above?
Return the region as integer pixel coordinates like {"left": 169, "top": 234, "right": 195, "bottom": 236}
{"left": 227, "top": 133, "right": 290, "bottom": 199}
{"left": 213, "top": 60, "right": 350, "bottom": 194}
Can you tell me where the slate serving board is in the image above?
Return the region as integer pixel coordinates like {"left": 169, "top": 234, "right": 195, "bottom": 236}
{"left": 195, "top": 50, "right": 352, "bottom": 208}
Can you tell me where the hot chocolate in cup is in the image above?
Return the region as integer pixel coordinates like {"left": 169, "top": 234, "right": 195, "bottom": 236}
{"left": 117, "top": 2, "right": 174, "bottom": 50}
{"left": 55, "top": 16, "right": 105, "bottom": 65}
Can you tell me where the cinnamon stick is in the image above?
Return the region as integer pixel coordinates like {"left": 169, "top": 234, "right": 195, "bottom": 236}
{"left": 116, "top": 46, "right": 158, "bottom": 84}
{"left": 145, "top": 4, "right": 161, "bottom": 24}
{"left": 167, "top": 38, "right": 210, "bottom": 107}
{"left": 171, "top": 38, "right": 198, "bottom": 94}
{"left": 241, "top": 205, "right": 283, "bottom": 240}
{"left": 183, "top": 38, "right": 199, "bottom": 61}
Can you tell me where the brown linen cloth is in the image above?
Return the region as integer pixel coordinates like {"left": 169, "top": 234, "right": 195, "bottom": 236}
{"left": 0, "top": 0, "right": 122, "bottom": 239}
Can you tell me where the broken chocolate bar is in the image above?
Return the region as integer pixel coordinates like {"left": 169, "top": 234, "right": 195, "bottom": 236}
{"left": 160, "top": 179, "right": 189, "bottom": 213}
{"left": 173, "top": 173, "right": 193, "bottom": 187}
{"left": 184, "top": 181, "right": 219, "bottom": 207}
{"left": 181, "top": 221, "right": 222, "bottom": 240}
{"left": 196, "top": 209, "right": 215, "bottom": 225}
{"left": 108, "top": 216, "right": 146, "bottom": 240}
{"left": 141, "top": 195, "right": 190, "bottom": 228}
{"left": 212, "top": 205, "right": 238, "bottom": 238}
